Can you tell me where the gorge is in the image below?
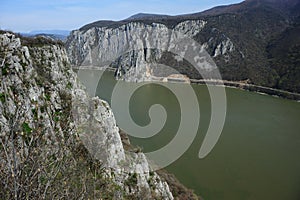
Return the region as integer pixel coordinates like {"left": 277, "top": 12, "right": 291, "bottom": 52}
{"left": 1, "top": 0, "right": 300, "bottom": 199}
{"left": 64, "top": 0, "right": 300, "bottom": 198}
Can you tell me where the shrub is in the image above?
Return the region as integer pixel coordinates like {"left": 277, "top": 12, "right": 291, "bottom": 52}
{"left": 22, "top": 122, "right": 32, "bottom": 134}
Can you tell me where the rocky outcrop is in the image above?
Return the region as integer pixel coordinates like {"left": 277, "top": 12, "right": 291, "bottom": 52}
{"left": 0, "top": 32, "right": 174, "bottom": 199}
{"left": 66, "top": 19, "right": 233, "bottom": 82}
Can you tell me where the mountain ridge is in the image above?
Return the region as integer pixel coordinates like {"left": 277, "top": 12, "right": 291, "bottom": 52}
{"left": 68, "top": 0, "right": 300, "bottom": 93}
{"left": 126, "top": 13, "right": 171, "bottom": 20}
{"left": 80, "top": 0, "right": 300, "bottom": 30}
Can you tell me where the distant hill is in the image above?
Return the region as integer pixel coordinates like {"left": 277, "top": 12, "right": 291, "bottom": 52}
{"left": 29, "top": 30, "right": 70, "bottom": 36}
{"left": 22, "top": 30, "right": 70, "bottom": 42}
{"left": 126, "top": 13, "right": 171, "bottom": 20}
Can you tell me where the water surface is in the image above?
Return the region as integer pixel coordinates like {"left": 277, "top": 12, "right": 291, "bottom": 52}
{"left": 78, "top": 69, "right": 300, "bottom": 200}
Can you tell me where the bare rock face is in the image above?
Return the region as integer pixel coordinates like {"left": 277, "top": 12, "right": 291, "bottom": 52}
{"left": 66, "top": 20, "right": 235, "bottom": 82}
{"left": 0, "top": 32, "right": 173, "bottom": 199}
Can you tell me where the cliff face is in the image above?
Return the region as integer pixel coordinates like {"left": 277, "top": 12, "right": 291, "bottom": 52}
{"left": 66, "top": 20, "right": 234, "bottom": 82}
{"left": 0, "top": 32, "right": 174, "bottom": 199}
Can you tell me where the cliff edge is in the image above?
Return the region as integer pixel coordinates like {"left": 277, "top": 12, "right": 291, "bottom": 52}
{"left": 0, "top": 32, "right": 180, "bottom": 199}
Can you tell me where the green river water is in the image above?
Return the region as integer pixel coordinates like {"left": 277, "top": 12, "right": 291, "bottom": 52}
{"left": 78, "top": 69, "right": 300, "bottom": 200}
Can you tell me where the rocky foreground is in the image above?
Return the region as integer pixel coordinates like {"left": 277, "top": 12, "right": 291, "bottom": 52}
{"left": 0, "top": 32, "right": 198, "bottom": 199}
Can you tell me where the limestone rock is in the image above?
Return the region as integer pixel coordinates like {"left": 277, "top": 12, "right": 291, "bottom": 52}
{"left": 66, "top": 20, "right": 234, "bottom": 82}
{"left": 0, "top": 32, "right": 173, "bottom": 199}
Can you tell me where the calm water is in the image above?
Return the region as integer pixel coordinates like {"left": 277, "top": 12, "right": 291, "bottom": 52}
{"left": 78, "top": 69, "right": 300, "bottom": 200}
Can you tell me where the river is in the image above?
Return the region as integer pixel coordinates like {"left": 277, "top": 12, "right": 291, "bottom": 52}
{"left": 77, "top": 69, "right": 300, "bottom": 200}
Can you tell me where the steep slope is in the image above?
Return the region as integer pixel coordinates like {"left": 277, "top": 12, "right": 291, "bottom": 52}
{"left": 66, "top": 0, "right": 300, "bottom": 93}
{"left": 66, "top": 20, "right": 212, "bottom": 82}
{"left": 0, "top": 32, "right": 181, "bottom": 199}
{"left": 267, "top": 16, "right": 300, "bottom": 92}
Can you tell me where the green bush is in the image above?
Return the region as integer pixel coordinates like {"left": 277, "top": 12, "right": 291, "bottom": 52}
{"left": 22, "top": 122, "right": 32, "bottom": 134}
{"left": 0, "top": 93, "right": 5, "bottom": 103}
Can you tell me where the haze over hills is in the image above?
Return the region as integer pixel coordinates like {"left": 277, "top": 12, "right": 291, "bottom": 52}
{"left": 67, "top": 0, "right": 300, "bottom": 94}
{"left": 21, "top": 30, "right": 70, "bottom": 41}
{"left": 21, "top": 30, "right": 71, "bottom": 42}
{"left": 28, "top": 30, "right": 70, "bottom": 36}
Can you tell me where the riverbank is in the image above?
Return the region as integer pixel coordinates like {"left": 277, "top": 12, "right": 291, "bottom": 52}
{"left": 190, "top": 79, "right": 300, "bottom": 101}
{"left": 72, "top": 65, "right": 116, "bottom": 71}
{"left": 71, "top": 67, "right": 300, "bottom": 101}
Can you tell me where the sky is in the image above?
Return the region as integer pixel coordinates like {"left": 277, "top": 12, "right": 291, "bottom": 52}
{"left": 0, "top": 0, "right": 243, "bottom": 33}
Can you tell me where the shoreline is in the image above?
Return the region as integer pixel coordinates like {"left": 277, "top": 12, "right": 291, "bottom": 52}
{"left": 190, "top": 79, "right": 300, "bottom": 101}
{"left": 71, "top": 66, "right": 300, "bottom": 101}
{"left": 72, "top": 65, "right": 116, "bottom": 71}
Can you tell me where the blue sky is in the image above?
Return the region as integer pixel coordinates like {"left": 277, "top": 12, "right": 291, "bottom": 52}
{"left": 0, "top": 0, "right": 242, "bottom": 32}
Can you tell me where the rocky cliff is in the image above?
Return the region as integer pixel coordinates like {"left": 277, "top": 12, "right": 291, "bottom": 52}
{"left": 66, "top": 19, "right": 232, "bottom": 82}
{"left": 66, "top": 0, "right": 300, "bottom": 93}
{"left": 67, "top": 20, "right": 220, "bottom": 82}
{"left": 0, "top": 32, "right": 179, "bottom": 199}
